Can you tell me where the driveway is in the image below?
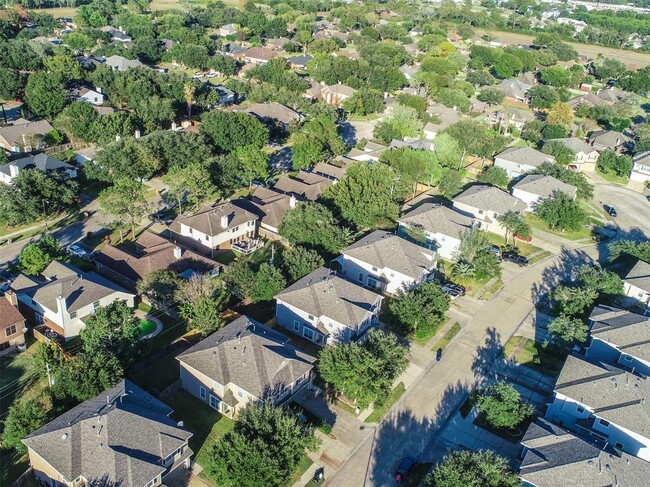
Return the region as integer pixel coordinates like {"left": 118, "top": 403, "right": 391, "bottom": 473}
{"left": 324, "top": 246, "right": 598, "bottom": 487}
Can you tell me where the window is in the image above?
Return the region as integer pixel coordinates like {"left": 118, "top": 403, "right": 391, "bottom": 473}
{"left": 0, "top": 342, "right": 9, "bottom": 352}
{"left": 69, "top": 311, "right": 77, "bottom": 319}
{"left": 478, "top": 210, "right": 484, "bottom": 215}
{"left": 35, "top": 313, "right": 44, "bottom": 324}
{"left": 303, "top": 328, "right": 315, "bottom": 341}
{"left": 577, "top": 406, "right": 584, "bottom": 414}
{"left": 237, "top": 387, "right": 244, "bottom": 398}
{"left": 615, "top": 442, "right": 624, "bottom": 449}
{"left": 213, "top": 381, "right": 222, "bottom": 390}
{"left": 293, "top": 320, "right": 300, "bottom": 332}
{"left": 5, "top": 325, "right": 17, "bottom": 337}
{"left": 93, "top": 301, "right": 100, "bottom": 310}
{"left": 209, "top": 395, "right": 221, "bottom": 410}
{"left": 599, "top": 418, "right": 610, "bottom": 427}
{"left": 358, "top": 273, "right": 364, "bottom": 282}
{"left": 624, "top": 355, "right": 633, "bottom": 362}
{"left": 189, "top": 228, "right": 193, "bottom": 234}
{"left": 233, "top": 226, "right": 239, "bottom": 232}
{"left": 205, "top": 235, "right": 209, "bottom": 241}
{"left": 368, "top": 277, "right": 378, "bottom": 288}
{"left": 199, "top": 386, "right": 206, "bottom": 399}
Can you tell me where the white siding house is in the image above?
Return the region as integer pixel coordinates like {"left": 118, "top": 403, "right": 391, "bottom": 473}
{"left": 452, "top": 185, "right": 526, "bottom": 235}
{"left": 631, "top": 152, "right": 650, "bottom": 183}
{"left": 511, "top": 175, "right": 577, "bottom": 211}
{"left": 622, "top": 259, "right": 650, "bottom": 314}
{"left": 493, "top": 146, "right": 555, "bottom": 179}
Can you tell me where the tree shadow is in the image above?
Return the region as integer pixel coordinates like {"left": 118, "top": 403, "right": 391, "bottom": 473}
{"left": 470, "top": 327, "right": 504, "bottom": 385}
{"left": 529, "top": 247, "right": 594, "bottom": 306}
{"left": 338, "top": 121, "right": 358, "bottom": 146}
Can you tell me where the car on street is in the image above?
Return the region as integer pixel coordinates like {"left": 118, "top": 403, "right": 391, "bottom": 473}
{"left": 603, "top": 204, "right": 617, "bottom": 217}
{"left": 502, "top": 251, "right": 529, "bottom": 267}
{"left": 395, "top": 455, "right": 417, "bottom": 483}
{"left": 67, "top": 244, "right": 88, "bottom": 259}
{"left": 436, "top": 348, "right": 443, "bottom": 361}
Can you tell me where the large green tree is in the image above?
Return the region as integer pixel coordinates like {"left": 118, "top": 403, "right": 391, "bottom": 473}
{"left": 176, "top": 274, "right": 230, "bottom": 336}
{"left": 389, "top": 282, "right": 450, "bottom": 338}
{"left": 88, "top": 137, "right": 161, "bottom": 182}
{"left": 291, "top": 115, "right": 345, "bottom": 170}
{"left": 164, "top": 162, "right": 217, "bottom": 213}
{"left": 534, "top": 191, "right": 587, "bottom": 232}
{"left": 18, "top": 235, "right": 61, "bottom": 275}
{"left": 201, "top": 110, "right": 268, "bottom": 152}
{"left": 425, "top": 450, "right": 520, "bottom": 487}
{"left": 282, "top": 246, "right": 324, "bottom": 281}
{"left": 25, "top": 72, "right": 67, "bottom": 118}
{"left": 476, "top": 380, "right": 535, "bottom": 429}
{"left": 279, "top": 202, "right": 352, "bottom": 254}
{"left": 137, "top": 269, "right": 181, "bottom": 308}
{"left": 1, "top": 399, "right": 48, "bottom": 454}
{"left": 548, "top": 314, "right": 588, "bottom": 348}
{"left": 373, "top": 104, "right": 423, "bottom": 144}
{"left": 98, "top": 178, "right": 149, "bottom": 240}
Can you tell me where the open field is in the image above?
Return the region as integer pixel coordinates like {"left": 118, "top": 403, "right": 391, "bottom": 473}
{"left": 477, "top": 29, "right": 650, "bottom": 69}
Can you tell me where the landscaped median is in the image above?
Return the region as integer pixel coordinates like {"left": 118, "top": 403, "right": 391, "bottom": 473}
{"left": 364, "top": 382, "right": 406, "bottom": 423}
{"left": 431, "top": 322, "right": 461, "bottom": 351}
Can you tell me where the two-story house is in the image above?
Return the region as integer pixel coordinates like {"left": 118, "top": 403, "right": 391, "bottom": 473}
{"left": 452, "top": 184, "right": 526, "bottom": 235}
{"left": 23, "top": 380, "right": 193, "bottom": 487}
{"left": 511, "top": 175, "right": 577, "bottom": 211}
{"left": 493, "top": 146, "right": 556, "bottom": 179}
{"left": 0, "top": 153, "right": 77, "bottom": 185}
{"left": 0, "top": 293, "right": 26, "bottom": 355}
{"left": 9, "top": 260, "right": 135, "bottom": 340}
{"left": 169, "top": 200, "right": 259, "bottom": 257}
{"left": 588, "top": 130, "right": 631, "bottom": 152}
{"left": 631, "top": 151, "right": 650, "bottom": 183}
{"left": 544, "top": 138, "right": 600, "bottom": 172}
{"left": 334, "top": 230, "right": 437, "bottom": 295}
{"left": 545, "top": 354, "right": 650, "bottom": 462}
{"left": 275, "top": 267, "right": 383, "bottom": 346}
{"left": 398, "top": 203, "right": 476, "bottom": 259}
{"left": 584, "top": 305, "right": 650, "bottom": 376}
{"left": 177, "top": 315, "right": 315, "bottom": 417}
{"left": 622, "top": 259, "right": 650, "bottom": 314}
{"left": 70, "top": 86, "right": 105, "bottom": 106}
{"left": 0, "top": 119, "right": 54, "bottom": 153}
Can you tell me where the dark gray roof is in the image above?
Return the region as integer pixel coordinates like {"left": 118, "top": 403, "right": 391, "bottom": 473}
{"left": 23, "top": 380, "right": 192, "bottom": 486}
{"left": 399, "top": 203, "right": 475, "bottom": 240}
{"left": 588, "top": 130, "right": 630, "bottom": 148}
{"left": 11, "top": 261, "right": 133, "bottom": 313}
{"left": 453, "top": 185, "right": 526, "bottom": 214}
{"left": 624, "top": 259, "right": 650, "bottom": 293}
{"left": 288, "top": 54, "right": 313, "bottom": 66}
{"left": 342, "top": 230, "right": 436, "bottom": 279}
{"left": 272, "top": 171, "right": 332, "bottom": 201}
{"left": 0, "top": 153, "right": 75, "bottom": 177}
{"left": 589, "top": 305, "right": 650, "bottom": 363}
{"left": 177, "top": 316, "right": 315, "bottom": 398}
{"left": 276, "top": 267, "right": 381, "bottom": 328}
{"left": 520, "top": 418, "right": 650, "bottom": 487}
{"left": 495, "top": 146, "right": 555, "bottom": 167}
{"left": 554, "top": 354, "right": 650, "bottom": 436}
{"left": 512, "top": 174, "right": 577, "bottom": 199}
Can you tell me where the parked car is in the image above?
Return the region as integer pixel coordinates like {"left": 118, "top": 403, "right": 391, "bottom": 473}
{"left": 503, "top": 251, "right": 529, "bottom": 267}
{"left": 487, "top": 245, "right": 502, "bottom": 258}
{"left": 604, "top": 204, "right": 617, "bottom": 217}
{"left": 442, "top": 284, "right": 464, "bottom": 300}
{"left": 395, "top": 456, "right": 417, "bottom": 484}
{"left": 443, "top": 283, "right": 466, "bottom": 296}
{"left": 436, "top": 348, "right": 443, "bottom": 361}
{"left": 67, "top": 244, "right": 88, "bottom": 259}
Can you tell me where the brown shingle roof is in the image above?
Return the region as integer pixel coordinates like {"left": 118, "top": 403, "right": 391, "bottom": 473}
{"left": 0, "top": 296, "right": 24, "bottom": 328}
{"left": 170, "top": 200, "right": 258, "bottom": 237}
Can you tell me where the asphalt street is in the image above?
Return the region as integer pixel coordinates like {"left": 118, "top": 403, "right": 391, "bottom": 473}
{"left": 592, "top": 183, "right": 650, "bottom": 241}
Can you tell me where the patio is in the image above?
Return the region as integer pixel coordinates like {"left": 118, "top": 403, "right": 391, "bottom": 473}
{"left": 231, "top": 238, "right": 263, "bottom": 255}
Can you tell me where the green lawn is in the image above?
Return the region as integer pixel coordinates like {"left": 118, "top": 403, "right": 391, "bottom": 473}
{"left": 365, "top": 382, "right": 405, "bottom": 423}
{"left": 431, "top": 322, "right": 461, "bottom": 351}
{"left": 503, "top": 336, "right": 566, "bottom": 377}
{"left": 525, "top": 213, "right": 594, "bottom": 241}
{"left": 485, "top": 232, "right": 543, "bottom": 257}
{"left": 597, "top": 169, "right": 629, "bottom": 185}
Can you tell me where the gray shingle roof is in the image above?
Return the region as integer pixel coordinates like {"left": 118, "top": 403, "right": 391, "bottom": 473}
{"left": 105, "top": 55, "right": 144, "bottom": 71}
{"left": 342, "top": 231, "right": 436, "bottom": 279}
{"left": 588, "top": 130, "right": 630, "bottom": 148}
{"left": 288, "top": 54, "right": 313, "bottom": 66}
{"left": 512, "top": 174, "right": 577, "bottom": 199}
{"left": 624, "top": 259, "right": 650, "bottom": 293}
{"left": 633, "top": 151, "right": 650, "bottom": 169}
{"left": 545, "top": 138, "right": 597, "bottom": 155}
{"left": 0, "top": 153, "right": 75, "bottom": 177}
{"left": 244, "top": 102, "right": 302, "bottom": 125}
{"left": 23, "top": 380, "right": 192, "bottom": 486}
{"left": 272, "top": 171, "right": 332, "bottom": 201}
{"left": 588, "top": 305, "right": 650, "bottom": 363}
{"left": 177, "top": 316, "right": 315, "bottom": 398}
{"left": 498, "top": 78, "right": 531, "bottom": 99}
{"left": 399, "top": 203, "right": 475, "bottom": 240}
{"left": 11, "top": 261, "right": 132, "bottom": 313}
{"left": 247, "top": 187, "right": 293, "bottom": 230}
{"left": 171, "top": 200, "right": 258, "bottom": 237}
{"left": 495, "top": 146, "right": 555, "bottom": 167}
{"left": 453, "top": 184, "right": 526, "bottom": 214}
{"left": 276, "top": 267, "right": 381, "bottom": 328}
{"left": 0, "top": 120, "right": 54, "bottom": 148}
{"left": 554, "top": 354, "right": 650, "bottom": 437}
{"left": 520, "top": 418, "right": 650, "bottom": 487}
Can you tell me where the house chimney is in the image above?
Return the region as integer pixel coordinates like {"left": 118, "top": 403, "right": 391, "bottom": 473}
{"left": 5, "top": 290, "right": 17, "bottom": 306}
{"left": 96, "top": 86, "right": 102, "bottom": 94}
{"left": 171, "top": 122, "right": 177, "bottom": 130}
{"left": 173, "top": 246, "right": 182, "bottom": 259}
{"left": 134, "top": 130, "right": 141, "bottom": 139}
{"left": 56, "top": 295, "right": 67, "bottom": 317}
{"left": 289, "top": 195, "right": 296, "bottom": 208}
{"left": 220, "top": 214, "right": 229, "bottom": 228}
{"left": 8, "top": 163, "right": 19, "bottom": 179}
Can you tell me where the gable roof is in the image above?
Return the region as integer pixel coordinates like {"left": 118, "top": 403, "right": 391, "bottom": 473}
{"left": 568, "top": 92, "right": 613, "bottom": 108}
{"left": 94, "top": 232, "right": 218, "bottom": 285}
{"left": 0, "top": 296, "right": 24, "bottom": 328}
{"left": 399, "top": 203, "right": 475, "bottom": 240}
{"left": 170, "top": 200, "right": 258, "bottom": 237}
{"left": 288, "top": 54, "right": 313, "bottom": 66}
{"left": 23, "top": 379, "right": 192, "bottom": 487}
{"left": 99, "top": 25, "right": 131, "bottom": 41}
{"left": 272, "top": 171, "right": 332, "bottom": 201}
{"left": 495, "top": 146, "right": 555, "bottom": 167}
{"left": 247, "top": 187, "right": 294, "bottom": 230}
{"left": 245, "top": 47, "right": 276, "bottom": 61}
{"left": 11, "top": 261, "right": 133, "bottom": 313}
{"left": 313, "top": 158, "right": 353, "bottom": 181}
{"left": 623, "top": 258, "right": 650, "bottom": 293}
{"left": 0, "top": 153, "right": 75, "bottom": 177}
{"left": 633, "top": 151, "right": 650, "bottom": 169}
{"left": 342, "top": 231, "right": 436, "bottom": 279}
{"left": 177, "top": 316, "right": 315, "bottom": 398}
{"left": 512, "top": 174, "right": 577, "bottom": 199}
{"left": 105, "top": 55, "right": 143, "bottom": 71}
{"left": 454, "top": 185, "right": 526, "bottom": 214}
{"left": 0, "top": 119, "right": 54, "bottom": 148}
{"left": 498, "top": 78, "right": 531, "bottom": 99}
{"left": 323, "top": 84, "right": 356, "bottom": 97}
{"left": 520, "top": 418, "right": 650, "bottom": 487}
{"left": 588, "top": 305, "right": 650, "bottom": 363}
{"left": 588, "top": 130, "right": 630, "bottom": 148}
{"left": 245, "top": 102, "right": 302, "bottom": 125}
{"left": 546, "top": 138, "right": 597, "bottom": 155}
{"left": 276, "top": 267, "right": 380, "bottom": 328}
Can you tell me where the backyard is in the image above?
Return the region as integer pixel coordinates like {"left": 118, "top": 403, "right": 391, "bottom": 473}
{"left": 503, "top": 336, "right": 566, "bottom": 377}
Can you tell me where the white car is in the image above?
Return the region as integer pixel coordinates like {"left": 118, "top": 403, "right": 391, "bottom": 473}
{"left": 67, "top": 245, "right": 87, "bottom": 258}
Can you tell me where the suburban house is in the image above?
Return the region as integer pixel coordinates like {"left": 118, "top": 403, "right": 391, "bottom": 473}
{"left": 0, "top": 119, "right": 54, "bottom": 153}
{"left": 334, "top": 230, "right": 437, "bottom": 295}
{"left": 511, "top": 175, "right": 577, "bottom": 211}
{"left": 99, "top": 25, "right": 132, "bottom": 43}
{"left": 488, "top": 107, "right": 535, "bottom": 133}
{"left": 211, "top": 85, "right": 236, "bottom": 105}
{"left": 622, "top": 259, "right": 650, "bottom": 314}
{"left": 545, "top": 353, "right": 650, "bottom": 462}
{"left": 544, "top": 138, "right": 600, "bottom": 172}
{"left": 321, "top": 84, "right": 357, "bottom": 105}
{"left": 423, "top": 104, "right": 464, "bottom": 139}
{"left": 23, "top": 380, "right": 193, "bottom": 487}
{"left": 497, "top": 78, "right": 532, "bottom": 105}
{"left": 0, "top": 153, "right": 77, "bottom": 185}
{"left": 631, "top": 151, "right": 650, "bottom": 183}
{"left": 218, "top": 23, "right": 237, "bottom": 37}
{"left": 0, "top": 294, "right": 26, "bottom": 355}
{"left": 105, "top": 55, "right": 144, "bottom": 71}
{"left": 271, "top": 170, "right": 333, "bottom": 201}
{"left": 275, "top": 267, "right": 383, "bottom": 346}
{"left": 585, "top": 305, "right": 650, "bottom": 376}
{"left": 398, "top": 203, "right": 476, "bottom": 259}
{"left": 313, "top": 157, "right": 354, "bottom": 182}
{"left": 244, "top": 102, "right": 303, "bottom": 126}
{"left": 588, "top": 130, "right": 631, "bottom": 152}
{"left": 244, "top": 47, "right": 277, "bottom": 64}
{"left": 169, "top": 200, "right": 259, "bottom": 256}
{"left": 247, "top": 186, "right": 295, "bottom": 237}
{"left": 347, "top": 141, "right": 388, "bottom": 162}
{"left": 568, "top": 92, "right": 613, "bottom": 109}
{"left": 9, "top": 260, "right": 135, "bottom": 341}
{"left": 288, "top": 54, "right": 313, "bottom": 69}
{"left": 266, "top": 37, "right": 291, "bottom": 50}
{"left": 493, "top": 146, "right": 556, "bottom": 179}
{"left": 94, "top": 231, "right": 219, "bottom": 291}
{"left": 75, "top": 146, "right": 99, "bottom": 165}
{"left": 452, "top": 185, "right": 526, "bottom": 234}
{"left": 177, "top": 315, "right": 315, "bottom": 418}
{"left": 70, "top": 86, "right": 104, "bottom": 105}
{"left": 399, "top": 63, "right": 419, "bottom": 81}
{"left": 519, "top": 417, "right": 650, "bottom": 487}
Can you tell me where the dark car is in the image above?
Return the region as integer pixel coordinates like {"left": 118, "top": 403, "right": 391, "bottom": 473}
{"left": 487, "top": 245, "right": 502, "bottom": 259}
{"left": 503, "top": 251, "right": 529, "bottom": 267}
{"left": 395, "top": 456, "right": 418, "bottom": 483}
{"left": 436, "top": 348, "right": 443, "bottom": 361}
{"left": 604, "top": 204, "right": 617, "bottom": 217}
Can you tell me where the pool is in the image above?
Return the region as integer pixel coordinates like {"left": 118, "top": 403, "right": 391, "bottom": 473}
{"left": 139, "top": 319, "right": 156, "bottom": 336}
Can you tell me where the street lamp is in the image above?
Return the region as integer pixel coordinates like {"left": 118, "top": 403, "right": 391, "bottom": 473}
{"left": 42, "top": 199, "right": 49, "bottom": 231}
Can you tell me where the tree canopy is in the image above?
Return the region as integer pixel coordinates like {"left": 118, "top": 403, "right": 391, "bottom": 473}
{"left": 279, "top": 202, "right": 352, "bottom": 254}
{"left": 389, "top": 282, "right": 450, "bottom": 338}
{"left": 425, "top": 450, "right": 520, "bottom": 487}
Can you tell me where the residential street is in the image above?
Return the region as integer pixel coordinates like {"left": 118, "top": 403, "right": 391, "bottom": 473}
{"left": 325, "top": 245, "right": 599, "bottom": 487}
{"left": 591, "top": 181, "right": 650, "bottom": 240}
